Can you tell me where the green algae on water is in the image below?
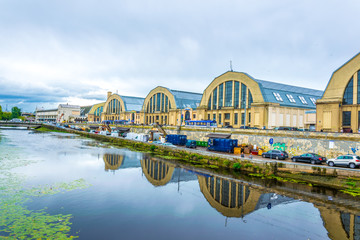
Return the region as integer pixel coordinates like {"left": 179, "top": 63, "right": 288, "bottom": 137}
{"left": 0, "top": 136, "right": 90, "bottom": 239}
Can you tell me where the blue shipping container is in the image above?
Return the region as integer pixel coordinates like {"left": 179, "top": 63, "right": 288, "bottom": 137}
{"left": 207, "top": 138, "right": 238, "bottom": 153}
{"left": 166, "top": 134, "right": 187, "bottom": 146}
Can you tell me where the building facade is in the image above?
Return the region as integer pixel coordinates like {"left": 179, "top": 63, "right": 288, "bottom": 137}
{"left": 35, "top": 108, "right": 58, "bottom": 122}
{"left": 88, "top": 102, "right": 105, "bottom": 123}
{"left": 197, "top": 71, "right": 322, "bottom": 129}
{"left": 316, "top": 52, "right": 360, "bottom": 132}
{"left": 101, "top": 91, "right": 144, "bottom": 124}
{"left": 35, "top": 104, "right": 80, "bottom": 123}
{"left": 141, "top": 86, "right": 202, "bottom": 126}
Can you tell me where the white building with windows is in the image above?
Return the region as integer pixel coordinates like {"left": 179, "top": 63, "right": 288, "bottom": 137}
{"left": 35, "top": 104, "right": 80, "bottom": 123}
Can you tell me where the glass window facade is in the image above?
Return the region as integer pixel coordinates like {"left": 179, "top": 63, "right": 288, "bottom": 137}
{"left": 234, "top": 113, "right": 238, "bottom": 125}
{"left": 161, "top": 94, "right": 164, "bottom": 112}
{"left": 234, "top": 81, "right": 240, "bottom": 109}
{"left": 147, "top": 94, "right": 171, "bottom": 113}
{"left": 208, "top": 81, "right": 252, "bottom": 110}
{"left": 248, "top": 90, "right": 253, "bottom": 107}
{"left": 165, "top": 96, "right": 168, "bottom": 112}
{"left": 225, "top": 113, "right": 230, "bottom": 120}
{"left": 156, "top": 93, "right": 161, "bottom": 111}
{"left": 218, "top": 84, "right": 224, "bottom": 108}
{"left": 218, "top": 114, "right": 222, "bottom": 124}
{"left": 225, "top": 81, "right": 233, "bottom": 107}
{"left": 213, "top": 88, "right": 217, "bottom": 110}
{"left": 343, "top": 111, "right": 351, "bottom": 126}
{"left": 343, "top": 77, "right": 353, "bottom": 105}
{"left": 241, "top": 83, "right": 247, "bottom": 108}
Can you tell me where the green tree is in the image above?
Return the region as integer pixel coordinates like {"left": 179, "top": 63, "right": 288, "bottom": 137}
{"left": 0, "top": 105, "right": 2, "bottom": 120}
{"left": 2, "top": 112, "right": 11, "bottom": 120}
{"left": 11, "top": 106, "right": 21, "bottom": 119}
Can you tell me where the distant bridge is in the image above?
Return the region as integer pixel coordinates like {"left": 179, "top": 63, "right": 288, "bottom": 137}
{"left": 0, "top": 121, "right": 42, "bottom": 129}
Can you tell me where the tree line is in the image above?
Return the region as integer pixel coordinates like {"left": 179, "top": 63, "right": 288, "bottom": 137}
{"left": 0, "top": 105, "right": 22, "bottom": 120}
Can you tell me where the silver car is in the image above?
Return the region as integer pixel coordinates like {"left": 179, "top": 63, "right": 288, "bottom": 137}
{"left": 326, "top": 155, "right": 360, "bottom": 169}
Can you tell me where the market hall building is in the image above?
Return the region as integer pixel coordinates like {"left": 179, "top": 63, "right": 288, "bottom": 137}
{"left": 101, "top": 91, "right": 145, "bottom": 124}
{"left": 316, "top": 52, "right": 360, "bottom": 132}
{"left": 196, "top": 71, "right": 323, "bottom": 129}
{"left": 141, "top": 86, "right": 202, "bottom": 126}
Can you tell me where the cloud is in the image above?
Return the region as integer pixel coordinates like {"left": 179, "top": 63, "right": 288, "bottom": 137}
{"left": 0, "top": 0, "right": 360, "bottom": 112}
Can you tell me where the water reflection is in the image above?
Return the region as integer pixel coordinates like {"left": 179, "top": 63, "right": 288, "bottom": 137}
{"left": 140, "top": 157, "right": 198, "bottom": 187}
{"left": 103, "top": 153, "right": 124, "bottom": 171}
{"left": 318, "top": 207, "right": 360, "bottom": 240}
{"left": 198, "top": 175, "right": 294, "bottom": 218}
{"left": 3, "top": 128, "right": 360, "bottom": 240}
{"left": 102, "top": 152, "right": 141, "bottom": 172}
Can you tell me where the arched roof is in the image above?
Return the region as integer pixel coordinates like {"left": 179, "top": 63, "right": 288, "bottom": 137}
{"left": 200, "top": 71, "right": 322, "bottom": 109}
{"left": 88, "top": 102, "right": 105, "bottom": 114}
{"left": 321, "top": 52, "right": 360, "bottom": 101}
{"left": 142, "top": 86, "right": 202, "bottom": 111}
{"left": 103, "top": 94, "right": 145, "bottom": 113}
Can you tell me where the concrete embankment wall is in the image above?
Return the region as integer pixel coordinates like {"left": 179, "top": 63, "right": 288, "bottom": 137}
{"left": 44, "top": 124, "right": 360, "bottom": 181}
{"left": 130, "top": 126, "right": 360, "bottom": 159}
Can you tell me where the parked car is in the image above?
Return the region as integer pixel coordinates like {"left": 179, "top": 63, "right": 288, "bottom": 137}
{"left": 185, "top": 140, "right": 197, "bottom": 148}
{"left": 291, "top": 153, "right": 326, "bottom": 164}
{"left": 326, "top": 155, "right": 360, "bottom": 168}
{"left": 262, "top": 150, "right": 288, "bottom": 160}
{"left": 162, "top": 142, "right": 177, "bottom": 147}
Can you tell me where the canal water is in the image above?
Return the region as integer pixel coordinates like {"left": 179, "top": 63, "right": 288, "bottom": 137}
{"left": 0, "top": 129, "right": 359, "bottom": 240}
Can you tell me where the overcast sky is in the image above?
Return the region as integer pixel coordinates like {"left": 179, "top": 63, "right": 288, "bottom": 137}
{"left": 0, "top": 0, "right": 359, "bottom": 112}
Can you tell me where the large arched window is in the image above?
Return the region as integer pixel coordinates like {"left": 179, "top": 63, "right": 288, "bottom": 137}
{"left": 146, "top": 93, "right": 172, "bottom": 113}
{"left": 208, "top": 81, "right": 253, "bottom": 110}
{"left": 95, "top": 106, "right": 103, "bottom": 116}
{"left": 107, "top": 99, "right": 122, "bottom": 114}
{"left": 343, "top": 77, "right": 353, "bottom": 105}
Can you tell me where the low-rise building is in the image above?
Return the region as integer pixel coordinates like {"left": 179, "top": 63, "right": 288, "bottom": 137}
{"left": 35, "top": 104, "right": 81, "bottom": 123}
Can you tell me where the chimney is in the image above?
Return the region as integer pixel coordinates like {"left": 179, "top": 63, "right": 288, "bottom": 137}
{"left": 107, "top": 91, "right": 112, "bottom": 99}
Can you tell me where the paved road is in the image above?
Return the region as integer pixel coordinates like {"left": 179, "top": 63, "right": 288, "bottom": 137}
{"left": 173, "top": 144, "right": 360, "bottom": 172}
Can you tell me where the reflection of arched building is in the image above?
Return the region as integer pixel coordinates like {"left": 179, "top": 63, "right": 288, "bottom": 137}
{"left": 197, "top": 71, "right": 322, "bottom": 128}
{"left": 198, "top": 175, "right": 261, "bottom": 217}
{"left": 103, "top": 153, "right": 124, "bottom": 171}
{"left": 140, "top": 158, "right": 175, "bottom": 186}
{"left": 102, "top": 91, "right": 144, "bottom": 124}
{"left": 141, "top": 86, "right": 202, "bottom": 126}
{"left": 198, "top": 175, "right": 295, "bottom": 218}
{"left": 317, "top": 52, "right": 360, "bottom": 132}
{"left": 318, "top": 206, "right": 360, "bottom": 240}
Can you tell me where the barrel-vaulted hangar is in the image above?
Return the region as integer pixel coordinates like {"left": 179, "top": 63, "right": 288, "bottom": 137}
{"left": 196, "top": 71, "right": 323, "bottom": 129}
{"left": 102, "top": 91, "right": 144, "bottom": 124}
{"left": 316, "top": 52, "right": 360, "bottom": 132}
{"left": 140, "top": 86, "right": 202, "bottom": 126}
